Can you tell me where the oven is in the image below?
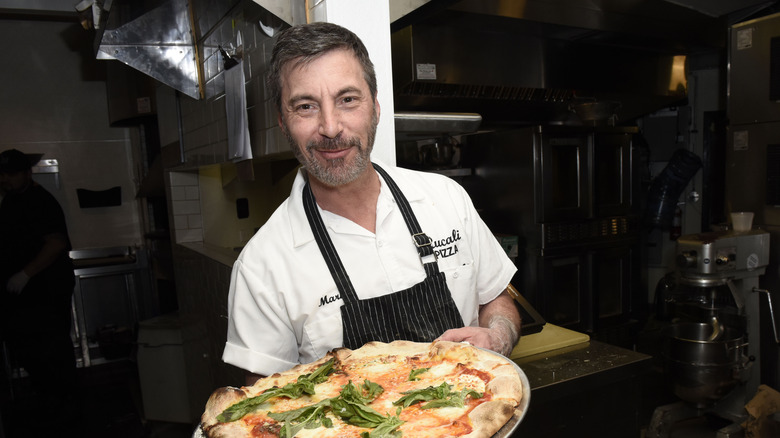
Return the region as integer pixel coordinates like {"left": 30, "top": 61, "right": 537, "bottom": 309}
{"left": 536, "top": 227, "right": 640, "bottom": 332}
{"left": 536, "top": 130, "right": 592, "bottom": 222}
{"left": 461, "top": 125, "right": 642, "bottom": 342}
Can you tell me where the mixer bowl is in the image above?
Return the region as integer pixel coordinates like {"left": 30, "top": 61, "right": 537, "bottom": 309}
{"left": 663, "top": 322, "right": 747, "bottom": 407}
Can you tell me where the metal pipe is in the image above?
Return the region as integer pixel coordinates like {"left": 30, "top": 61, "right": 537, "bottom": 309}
{"left": 753, "top": 288, "right": 780, "bottom": 344}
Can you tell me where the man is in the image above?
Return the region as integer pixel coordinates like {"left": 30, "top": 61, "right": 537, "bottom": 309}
{"left": 223, "top": 22, "right": 521, "bottom": 383}
{"left": 0, "top": 149, "right": 78, "bottom": 430}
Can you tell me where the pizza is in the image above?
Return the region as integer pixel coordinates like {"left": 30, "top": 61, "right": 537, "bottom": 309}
{"left": 200, "top": 340, "right": 526, "bottom": 438}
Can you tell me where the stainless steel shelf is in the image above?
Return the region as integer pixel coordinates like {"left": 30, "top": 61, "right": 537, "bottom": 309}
{"left": 426, "top": 168, "right": 472, "bottom": 177}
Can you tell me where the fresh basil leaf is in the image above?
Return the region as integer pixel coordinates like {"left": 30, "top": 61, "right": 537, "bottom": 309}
{"left": 361, "top": 380, "right": 384, "bottom": 400}
{"left": 421, "top": 397, "right": 464, "bottom": 409}
{"left": 279, "top": 422, "right": 304, "bottom": 438}
{"left": 461, "top": 388, "right": 483, "bottom": 400}
{"left": 392, "top": 382, "right": 452, "bottom": 408}
{"left": 267, "top": 377, "right": 391, "bottom": 435}
{"left": 307, "top": 358, "right": 336, "bottom": 384}
{"left": 268, "top": 400, "right": 330, "bottom": 422}
{"left": 421, "top": 388, "right": 483, "bottom": 410}
{"left": 339, "top": 381, "right": 367, "bottom": 404}
{"left": 217, "top": 358, "right": 335, "bottom": 423}
{"left": 363, "top": 415, "right": 404, "bottom": 438}
{"left": 331, "top": 397, "right": 387, "bottom": 428}
{"left": 216, "top": 390, "right": 279, "bottom": 422}
{"left": 269, "top": 400, "right": 332, "bottom": 436}
{"left": 338, "top": 380, "right": 384, "bottom": 406}
{"left": 408, "top": 367, "right": 430, "bottom": 381}
{"left": 393, "top": 383, "right": 483, "bottom": 410}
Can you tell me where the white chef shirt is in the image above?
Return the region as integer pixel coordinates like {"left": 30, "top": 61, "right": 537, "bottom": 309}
{"left": 222, "top": 160, "right": 516, "bottom": 376}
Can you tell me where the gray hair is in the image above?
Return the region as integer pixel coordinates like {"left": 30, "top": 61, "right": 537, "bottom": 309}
{"left": 268, "top": 22, "right": 378, "bottom": 113}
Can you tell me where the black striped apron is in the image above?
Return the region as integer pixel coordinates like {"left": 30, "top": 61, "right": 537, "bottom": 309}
{"left": 302, "top": 163, "right": 464, "bottom": 349}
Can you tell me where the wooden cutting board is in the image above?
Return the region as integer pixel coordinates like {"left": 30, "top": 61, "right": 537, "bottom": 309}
{"left": 509, "top": 324, "right": 590, "bottom": 360}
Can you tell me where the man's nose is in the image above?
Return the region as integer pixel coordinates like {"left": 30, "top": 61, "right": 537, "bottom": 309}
{"left": 317, "top": 105, "right": 342, "bottom": 139}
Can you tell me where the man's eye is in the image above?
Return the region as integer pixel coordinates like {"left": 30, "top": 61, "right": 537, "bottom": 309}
{"left": 294, "top": 103, "right": 318, "bottom": 115}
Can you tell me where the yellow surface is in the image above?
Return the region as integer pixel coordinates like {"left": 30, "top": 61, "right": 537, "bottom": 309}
{"left": 509, "top": 324, "right": 590, "bottom": 360}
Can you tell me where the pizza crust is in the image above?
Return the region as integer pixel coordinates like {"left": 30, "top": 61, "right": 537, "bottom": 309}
{"left": 339, "top": 339, "right": 433, "bottom": 361}
{"left": 465, "top": 400, "right": 517, "bottom": 438}
{"left": 487, "top": 374, "right": 524, "bottom": 401}
{"left": 202, "top": 387, "right": 246, "bottom": 429}
{"left": 201, "top": 340, "right": 525, "bottom": 438}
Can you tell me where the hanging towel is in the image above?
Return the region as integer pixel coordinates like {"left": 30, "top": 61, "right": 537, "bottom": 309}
{"left": 225, "top": 60, "right": 252, "bottom": 162}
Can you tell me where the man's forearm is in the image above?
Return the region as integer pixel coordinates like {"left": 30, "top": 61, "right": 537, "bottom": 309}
{"left": 478, "top": 286, "right": 522, "bottom": 355}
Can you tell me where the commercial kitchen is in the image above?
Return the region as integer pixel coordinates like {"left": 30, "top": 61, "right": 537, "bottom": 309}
{"left": 1, "top": 0, "right": 780, "bottom": 437}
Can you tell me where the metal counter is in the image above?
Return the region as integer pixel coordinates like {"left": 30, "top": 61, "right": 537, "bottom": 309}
{"left": 70, "top": 246, "right": 157, "bottom": 367}
{"left": 512, "top": 340, "right": 653, "bottom": 437}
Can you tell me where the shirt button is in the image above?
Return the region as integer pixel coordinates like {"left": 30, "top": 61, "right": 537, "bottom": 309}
{"left": 377, "top": 240, "right": 384, "bottom": 247}
{"left": 453, "top": 272, "right": 459, "bottom": 279}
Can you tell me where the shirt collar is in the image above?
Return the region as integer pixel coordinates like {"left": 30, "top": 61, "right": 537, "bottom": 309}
{"left": 286, "top": 159, "right": 426, "bottom": 248}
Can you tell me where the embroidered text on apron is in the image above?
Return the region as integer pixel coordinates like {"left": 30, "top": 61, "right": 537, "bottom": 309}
{"left": 303, "top": 163, "right": 464, "bottom": 349}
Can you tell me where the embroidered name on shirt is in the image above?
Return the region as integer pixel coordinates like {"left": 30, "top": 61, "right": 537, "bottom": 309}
{"left": 319, "top": 293, "right": 341, "bottom": 307}
{"left": 432, "top": 229, "right": 461, "bottom": 259}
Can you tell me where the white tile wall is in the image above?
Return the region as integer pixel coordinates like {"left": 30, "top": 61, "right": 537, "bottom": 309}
{"left": 173, "top": 200, "right": 201, "bottom": 215}
{"left": 185, "top": 186, "right": 200, "bottom": 200}
{"left": 187, "top": 214, "right": 203, "bottom": 229}
{"left": 170, "top": 186, "right": 186, "bottom": 200}
{"left": 170, "top": 170, "right": 203, "bottom": 243}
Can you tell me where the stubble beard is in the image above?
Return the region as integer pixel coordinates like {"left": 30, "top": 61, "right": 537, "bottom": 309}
{"left": 286, "top": 110, "right": 378, "bottom": 187}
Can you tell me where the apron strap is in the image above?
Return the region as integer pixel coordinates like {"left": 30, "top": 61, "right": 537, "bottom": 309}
{"left": 302, "top": 182, "right": 360, "bottom": 303}
{"left": 372, "top": 164, "right": 439, "bottom": 274}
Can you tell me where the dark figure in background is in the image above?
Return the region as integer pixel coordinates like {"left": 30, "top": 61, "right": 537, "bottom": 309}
{"left": 0, "top": 149, "right": 78, "bottom": 435}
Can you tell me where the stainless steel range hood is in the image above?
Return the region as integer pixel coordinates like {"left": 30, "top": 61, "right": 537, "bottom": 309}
{"left": 95, "top": 0, "right": 201, "bottom": 99}
{"left": 391, "top": 0, "right": 779, "bottom": 125}
{"left": 91, "top": 0, "right": 300, "bottom": 101}
{"left": 89, "top": 0, "right": 778, "bottom": 113}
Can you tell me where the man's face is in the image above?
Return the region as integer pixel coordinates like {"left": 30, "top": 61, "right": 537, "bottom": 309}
{"left": 0, "top": 170, "right": 31, "bottom": 195}
{"left": 278, "top": 48, "right": 380, "bottom": 187}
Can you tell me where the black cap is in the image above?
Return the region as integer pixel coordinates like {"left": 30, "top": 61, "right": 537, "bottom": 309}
{"left": 0, "top": 149, "right": 32, "bottom": 174}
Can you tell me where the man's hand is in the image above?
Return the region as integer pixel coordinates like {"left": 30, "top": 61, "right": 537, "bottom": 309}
{"left": 6, "top": 271, "right": 30, "bottom": 294}
{"left": 437, "top": 286, "right": 522, "bottom": 357}
{"left": 437, "top": 315, "right": 518, "bottom": 357}
{"left": 437, "top": 326, "right": 496, "bottom": 351}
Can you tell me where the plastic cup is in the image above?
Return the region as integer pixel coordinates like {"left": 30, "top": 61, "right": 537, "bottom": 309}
{"left": 731, "top": 212, "right": 754, "bottom": 232}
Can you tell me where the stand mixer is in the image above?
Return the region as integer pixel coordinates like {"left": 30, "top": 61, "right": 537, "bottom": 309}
{"left": 648, "top": 229, "right": 778, "bottom": 437}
